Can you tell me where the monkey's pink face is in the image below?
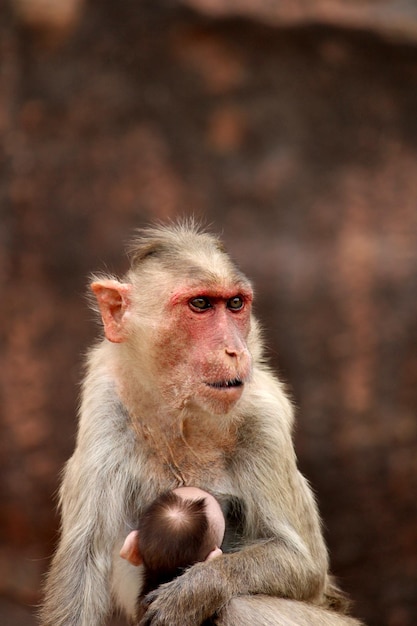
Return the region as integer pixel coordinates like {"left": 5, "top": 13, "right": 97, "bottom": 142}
{"left": 155, "top": 284, "right": 253, "bottom": 415}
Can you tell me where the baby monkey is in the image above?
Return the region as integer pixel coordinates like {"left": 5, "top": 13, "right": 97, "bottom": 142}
{"left": 120, "top": 487, "right": 225, "bottom": 619}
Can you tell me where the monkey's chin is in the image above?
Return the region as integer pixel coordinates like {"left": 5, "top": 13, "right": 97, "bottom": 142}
{"left": 201, "top": 380, "right": 245, "bottom": 414}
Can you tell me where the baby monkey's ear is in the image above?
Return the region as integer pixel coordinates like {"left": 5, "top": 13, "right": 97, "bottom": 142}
{"left": 120, "top": 530, "right": 142, "bottom": 566}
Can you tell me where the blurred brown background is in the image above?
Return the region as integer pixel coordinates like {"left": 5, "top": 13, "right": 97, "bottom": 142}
{"left": 1, "top": 1, "right": 417, "bottom": 625}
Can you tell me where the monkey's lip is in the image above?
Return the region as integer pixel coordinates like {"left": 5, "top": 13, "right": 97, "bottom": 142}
{"left": 205, "top": 378, "right": 244, "bottom": 390}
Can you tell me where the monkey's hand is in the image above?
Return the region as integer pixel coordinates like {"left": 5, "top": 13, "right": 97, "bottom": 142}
{"left": 139, "top": 561, "right": 230, "bottom": 626}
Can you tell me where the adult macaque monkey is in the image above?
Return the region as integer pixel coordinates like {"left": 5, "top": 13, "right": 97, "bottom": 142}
{"left": 40, "top": 222, "right": 363, "bottom": 626}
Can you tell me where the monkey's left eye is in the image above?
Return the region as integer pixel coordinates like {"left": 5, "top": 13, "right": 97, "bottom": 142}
{"left": 189, "top": 297, "right": 212, "bottom": 311}
{"left": 227, "top": 296, "right": 244, "bottom": 310}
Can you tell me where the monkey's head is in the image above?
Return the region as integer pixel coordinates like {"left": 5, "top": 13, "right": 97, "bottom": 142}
{"left": 91, "top": 222, "right": 257, "bottom": 415}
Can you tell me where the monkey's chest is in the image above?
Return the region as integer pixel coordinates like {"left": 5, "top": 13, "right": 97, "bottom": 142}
{"left": 137, "top": 422, "right": 235, "bottom": 487}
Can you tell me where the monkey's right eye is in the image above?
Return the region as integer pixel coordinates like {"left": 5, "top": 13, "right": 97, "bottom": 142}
{"left": 189, "top": 297, "right": 212, "bottom": 311}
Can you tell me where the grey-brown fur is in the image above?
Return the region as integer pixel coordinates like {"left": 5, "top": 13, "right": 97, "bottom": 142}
{"left": 40, "top": 221, "right": 363, "bottom": 626}
{"left": 215, "top": 596, "right": 363, "bottom": 626}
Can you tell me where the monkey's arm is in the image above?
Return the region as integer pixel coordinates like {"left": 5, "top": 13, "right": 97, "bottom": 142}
{"left": 141, "top": 493, "right": 325, "bottom": 626}
{"left": 40, "top": 446, "right": 131, "bottom": 626}
{"left": 216, "top": 596, "right": 364, "bottom": 626}
{"left": 40, "top": 376, "right": 138, "bottom": 626}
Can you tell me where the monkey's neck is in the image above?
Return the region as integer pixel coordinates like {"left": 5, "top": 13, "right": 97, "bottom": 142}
{"left": 116, "top": 381, "right": 187, "bottom": 440}
{"left": 113, "top": 353, "right": 230, "bottom": 439}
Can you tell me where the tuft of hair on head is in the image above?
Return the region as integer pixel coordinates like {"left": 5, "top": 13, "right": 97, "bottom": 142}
{"left": 126, "top": 218, "right": 226, "bottom": 269}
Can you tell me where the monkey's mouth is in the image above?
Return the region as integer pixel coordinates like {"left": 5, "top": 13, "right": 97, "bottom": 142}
{"left": 206, "top": 378, "right": 243, "bottom": 390}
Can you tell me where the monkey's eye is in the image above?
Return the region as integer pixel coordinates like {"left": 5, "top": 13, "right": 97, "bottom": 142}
{"left": 189, "top": 297, "right": 212, "bottom": 311}
{"left": 227, "top": 296, "right": 244, "bottom": 311}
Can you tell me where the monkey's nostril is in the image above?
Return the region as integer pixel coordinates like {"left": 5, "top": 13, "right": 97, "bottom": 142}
{"left": 225, "top": 348, "right": 241, "bottom": 357}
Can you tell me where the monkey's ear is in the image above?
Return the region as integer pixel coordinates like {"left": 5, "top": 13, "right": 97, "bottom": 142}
{"left": 90, "top": 279, "right": 133, "bottom": 343}
{"left": 119, "top": 530, "right": 142, "bottom": 566}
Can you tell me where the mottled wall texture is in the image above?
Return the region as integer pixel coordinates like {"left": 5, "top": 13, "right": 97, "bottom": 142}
{"left": 1, "top": 1, "right": 417, "bottom": 625}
